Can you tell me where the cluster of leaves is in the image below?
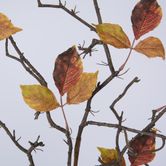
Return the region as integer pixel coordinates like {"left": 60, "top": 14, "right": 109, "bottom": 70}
{"left": 0, "top": 0, "right": 165, "bottom": 165}
{"left": 95, "top": 0, "right": 165, "bottom": 59}
{"left": 94, "top": 0, "right": 164, "bottom": 165}
{"left": 21, "top": 46, "right": 98, "bottom": 112}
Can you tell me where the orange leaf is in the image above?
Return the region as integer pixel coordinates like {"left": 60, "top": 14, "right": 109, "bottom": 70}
{"left": 134, "top": 37, "right": 165, "bottom": 59}
{"left": 128, "top": 130, "right": 156, "bottom": 166}
{"left": 20, "top": 85, "right": 60, "bottom": 112}
{"left": 131, "top": 0, "right": 162, "bottom": 40}
{"left": 53, "top": 46, "right": 83, "bottom": 96}
{"left": 97, "top": 147, "right": 126, "bottom": 166}
{"left": 0, "top": 13, "right": 22, "bottom": 40}
{"left": 67, "top": 72, "right": 98, "bottom": 104}
{"left": 95, "top": 23, "right": 131, "bottom": 48}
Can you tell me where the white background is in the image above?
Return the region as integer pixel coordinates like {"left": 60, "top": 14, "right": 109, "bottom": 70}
{"left": 0, "top": 0, "right": 166, "bottom": 165}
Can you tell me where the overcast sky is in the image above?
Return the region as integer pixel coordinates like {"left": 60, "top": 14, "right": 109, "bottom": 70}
{"left": 0, "top": 0, "right": 166, "bottom": 166}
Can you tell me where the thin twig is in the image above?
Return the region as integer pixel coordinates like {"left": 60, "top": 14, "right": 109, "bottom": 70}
{"left": 93, "top": 0, "right": 115, "bottom": 74}
{"left": 37, "top": 0, "right": 95, "bottom": 32}
{"left": 119, "top": 38, "right": 136, "bottom": 72}
{"left": 85, "top": 120, "right": 166, "bottom": 142}
{"left": 0, "top": 121, "right": 44, "bottom": 166}
{"left": 78, "top": 39, "right": 102, "bottom": 58}
{"left": 110, "top": 77, "right": 140, "bottom": 120}
{"left": 5, "top": 36, "right": 73, "bottom": 166}
{"left": 74, "top": 71, "right": 119, "bottom": 166}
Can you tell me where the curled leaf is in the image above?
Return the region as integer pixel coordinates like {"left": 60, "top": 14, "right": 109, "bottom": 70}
{"left": 67, "top": 71, "right": 98, "bottom": 104}
{"left": 131, "top": 0, "right": 162, "bottom": 39}
{"left": 128, "top": 130, "right": 156, "bottom": 166}
{"left": 0, "top": 13, "right": 22, "bottom": 40}
{"left": 20, "top": 85, "right": 60, "bottom": 112}
{"left": 53, "top": 46, "right": 83, "bottom": 96}
{"left": 95, "top": 23, "right": 131, "bottom": 48}
{"left": 134, "top": 37, "right": 165, "bottom": 59}
{"left": 97, "top": 147, "right": 126, "bottom": 166}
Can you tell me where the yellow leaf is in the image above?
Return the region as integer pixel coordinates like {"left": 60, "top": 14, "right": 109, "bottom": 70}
{"left": 95, "top": 23, "right": 131, "bottom": 48}
{"left": 97, "top": 147, "right": 126, "bottom": 166}
{"left": 67, "top": 71, "right": 98, "bottom": 104}
{"left": 0, "top": 13, "right": 22, "bottom": 40}
{"left": 20, "top": 85, "right": 60, "bottom": 112}
{"left": 97, "top": 147, "right": 118, "bottom": 164}
{"left": 134, "top": 37, "right": 165, "bottom": 59}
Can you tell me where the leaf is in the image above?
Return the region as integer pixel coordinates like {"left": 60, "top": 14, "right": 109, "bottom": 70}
{"left": 53, "top": 46, "right": 83, "bottom": 96}
{"left": 134, "top": 37, "right": 165, "bottom": 59}
{"left": 131, "top": 0, "right": 162, "bottom": 40}
{"left": 95, "top": 23, "right": 131, "bottom": 48}
{"left": 67, "top": 72, "right": 98, "bottom": 104}
{"left": 97, "top": 147, "right": 126, "bottom": 166}
{"left": 0, "top": 13, "right": 22, "bottom": 40}
{"left": 128, "top": 130, "right": 156, "bottom": 166}
{"left": 20, "top": 85, "right": 60, "bottom": 112}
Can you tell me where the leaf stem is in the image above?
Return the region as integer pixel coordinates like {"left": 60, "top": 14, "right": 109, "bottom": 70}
{"left": 60, "top": 96, "right": 70, "bottom": 132}
{"left": 119, "top": 38, "right": 136, "bottom": 71}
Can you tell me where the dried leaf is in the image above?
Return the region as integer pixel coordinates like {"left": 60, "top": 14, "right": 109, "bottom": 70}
{"left": 95, "top": 23, "right": 131, "bottom": 48}
{"left": 20, "top": 85, "right": 60, "bottom": 112}
{"left": 67, "top": 72, "right": 98, "bottom": 104}
{"left": 131, "top": 0, "right": 162, "bottom": 40}
{"left": 97, "top": 147, "right": 126, "bottom": 166}
{"left": 0, "top": 13, "right": 22, "bottom": 40}
{"left": 134, "top": 37, "right": 165, "bottom": 59}
{"left": 53, "top": 46, "right": 83, "bottom": 96}
{"left": 128, "top": 130, "right": 156, "bottom": 166}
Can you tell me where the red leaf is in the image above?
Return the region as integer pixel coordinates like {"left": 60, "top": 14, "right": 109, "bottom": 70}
{"left": 131, "top": 0, "right": 162, "bottom": 40}
{"left": 53, "top": 46, "right": 83, "bottom": 96}
{"left": 128, "top": 130, "right": 156, "bottom": 166}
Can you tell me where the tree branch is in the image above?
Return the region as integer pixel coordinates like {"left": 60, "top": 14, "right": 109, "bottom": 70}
{"left": 74, "top": 71, "right": 119, "bottom": 166}
{"left": 5, "top": 36, "right": 73, "bottom": 166}
{"left": 0, "top": 121, "right": 44, "bottom": 166}
{"left": 85, "top": 120, "right": 166, "bottom": 143}
{"left": 37, "top": 0, "right": 96, "bottom": 32}
{"left": 110, "top": 77, "right": 140, "bottom": 120}
{"left": 93, "top": 0, "right": 115, "bottom": 74}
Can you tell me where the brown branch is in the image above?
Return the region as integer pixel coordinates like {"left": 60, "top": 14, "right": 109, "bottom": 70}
{"left": 121, "top": 107, "right": 166, "bottom": 155}
{"left": 85, "top": 120, "right": 166, "bottom": 143}
{"left": 110, "top": 77, "right": 140, "bottom": 120}
{"left": 5, "top": 36, "right": 73, "bottom": 166}
{"left": 37, "top": 0, "right": 96, "bottom": 32}
{"left": 78, "top": 39, "right": 102, "bottom": 58}
{"left": 0, "top": 121, "right": 44, "bottom": 166}
{"left": 93, "top": 0, "right": 115, "bottom": 74}
{"left": 6, "top": 37, "right": 47, "bottom": 87}
{"left": 74, "top": 71, "right": 119, "bottom": 166}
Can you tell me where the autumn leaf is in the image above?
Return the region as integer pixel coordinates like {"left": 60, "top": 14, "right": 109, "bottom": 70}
{"left": 0, "top": 13, "right": 22, "bottom": 40}
{"left": 134, "top": 37, "right": 165, "bottom": 59}
{"left": 67, "top": 72, "right": 98, "bottom": 104}
{"left": 53, "top": 46, "right": 83, "bottom": 96}
{"left": 95, "top": 23, "right": 131, "bottom": 48}
{"left": 20, "top": 85, "right": 60, "bottom": 112}
{"left": 128, "top": 130, "right": 156, "bottom": 166}
{"left": 97, "top": 147, "right": 126, "bottom": 166}
{"left": 131, "top": 0, "right": 162, "bottom": 40}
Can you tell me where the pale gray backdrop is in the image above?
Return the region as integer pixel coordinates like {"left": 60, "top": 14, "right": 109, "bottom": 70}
{"left": 0, "top": 0, "right": 166, "bottom": 165}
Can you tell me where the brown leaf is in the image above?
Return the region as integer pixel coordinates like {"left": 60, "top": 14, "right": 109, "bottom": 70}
{"left": 0, "top": 13, "right": 22, "bottom": 40}
{"left": 53, "top": 46, "right": 83, "bottom": 96}
{"left": 128, "top": 130, "right": 156, "bottom": 166}
{"left": 131, "top": 0, "right": 162, "bottom": 40}
{"left": 134, "top": 37, "right": 165, "bottom": 59}
{"left": 67, "top": 72, "right": 98, "bottom": 104}
{"left": 95, "top": 23, "right": 131, "bottom": 48}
